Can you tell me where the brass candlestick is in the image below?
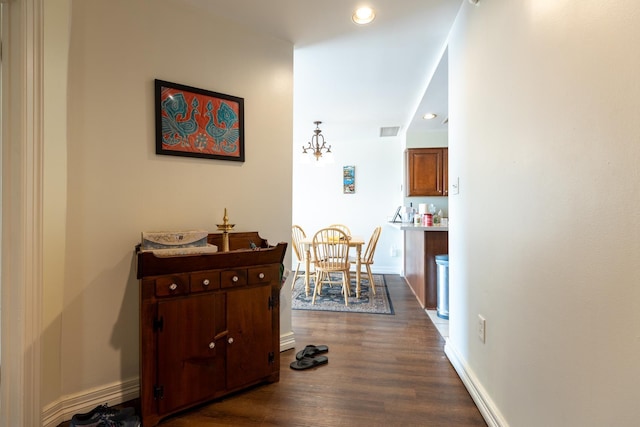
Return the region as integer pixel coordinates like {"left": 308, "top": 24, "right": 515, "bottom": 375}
{"left": 216, "top": 208, "right": 235, "bottom": 252}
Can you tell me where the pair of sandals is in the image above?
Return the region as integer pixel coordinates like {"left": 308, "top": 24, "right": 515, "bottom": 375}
{"left": 289, "top": 344, "right": 329, "bottom": 370}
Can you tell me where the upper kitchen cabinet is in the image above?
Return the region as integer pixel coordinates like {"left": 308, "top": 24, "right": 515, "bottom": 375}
{"left": 407, "top": 148, "right": 448, "bottom": 196}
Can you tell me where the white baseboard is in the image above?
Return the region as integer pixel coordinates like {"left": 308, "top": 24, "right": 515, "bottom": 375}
{"left": 42, "top": 377, "right": 139, "bottom": 427}
{"left": 444, "top": 340, "right": 508, "bottom": 427}
{"left": 371, "top": 266, "right": 401, "bottom": 275}
{"left": 280, "top": 330, "right": 296, "bottom": 352}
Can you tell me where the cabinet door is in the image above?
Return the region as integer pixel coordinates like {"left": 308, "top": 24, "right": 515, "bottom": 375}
{"left": 226, "top": 284, "right": 273, "bottom": 390}
{"left": 156, "top": 293, "right": 225, "bottom": 415}
{"left": 442, "top": 148, "right": 448, "bottom": 196}
{"left": 407, "top": 148, "right": 445, "bottom": 196}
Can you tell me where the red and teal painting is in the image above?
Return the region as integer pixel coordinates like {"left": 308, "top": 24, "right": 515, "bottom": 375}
{"left": 155, "top": 80, "right": 244, "bottom": 162}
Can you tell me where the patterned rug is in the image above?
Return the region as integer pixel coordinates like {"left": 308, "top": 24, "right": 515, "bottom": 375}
{"left": 292, "top": 273, "right": 394, "bottom": 315}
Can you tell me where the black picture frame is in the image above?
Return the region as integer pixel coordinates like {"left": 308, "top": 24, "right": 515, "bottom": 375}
{"left": 392, "top": 206, "right": 403, "bottom": 223}
{"left": 155, "top": 79, "right": 245, "bottom": 162}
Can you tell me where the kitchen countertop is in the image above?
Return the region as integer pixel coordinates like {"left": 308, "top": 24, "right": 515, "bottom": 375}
{"left": 388, "top": 222, "right": 448, "bottom": 232}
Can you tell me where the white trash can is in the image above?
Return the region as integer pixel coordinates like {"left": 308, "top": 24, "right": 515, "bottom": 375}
{"left": 435, "top": 254, "right": 449, "bottom": 319}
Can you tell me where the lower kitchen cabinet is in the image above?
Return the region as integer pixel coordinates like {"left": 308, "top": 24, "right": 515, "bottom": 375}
{"left": 137, "top": 233, "right": 286, "bottom": 427}
{"left": 403, "top": 228, "right": 448, "bottom": 309}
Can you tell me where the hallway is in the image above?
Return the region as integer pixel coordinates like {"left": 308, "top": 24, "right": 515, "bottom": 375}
{"left": 153, "top": 274, "right": 487, "bottom": 426}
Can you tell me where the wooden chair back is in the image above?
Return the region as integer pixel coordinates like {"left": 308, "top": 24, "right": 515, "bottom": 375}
{"left": 328, "top": 223, "right": 351, "bottom": 237}
{"left": 312, "top": 228, "right": 350, "bottom": 271}
{"left": 362, "top": 226, "right": 382, "bottom": 264}
{"left": 291, "top": 225, "right": 307, "bottom": 262}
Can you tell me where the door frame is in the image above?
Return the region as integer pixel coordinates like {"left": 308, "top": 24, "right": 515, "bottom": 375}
{"left": 1, "top": 0, "right": 44, "bottom": 425}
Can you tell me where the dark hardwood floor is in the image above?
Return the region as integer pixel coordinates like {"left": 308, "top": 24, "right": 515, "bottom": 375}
{"left": 61, "top": 275, "right": 487, "bottom": 427}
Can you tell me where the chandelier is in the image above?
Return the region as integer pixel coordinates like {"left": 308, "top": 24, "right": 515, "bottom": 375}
{"left": 302, "top": 121, "right": 331, "bottom": 161}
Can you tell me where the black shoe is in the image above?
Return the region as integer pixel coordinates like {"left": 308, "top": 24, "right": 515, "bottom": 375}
{"left": 70, "top": 404, "right": 135, "bottom": 427}
{"left": 295, "top": 344, "right": 329, "bottom": 360}
{"left": 97, "top": 414, "right": 140, "bottom": 427}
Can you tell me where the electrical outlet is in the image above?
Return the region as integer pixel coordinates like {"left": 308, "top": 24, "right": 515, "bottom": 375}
{"left": 478, "top": 315, "right": 486, "bottom": 343}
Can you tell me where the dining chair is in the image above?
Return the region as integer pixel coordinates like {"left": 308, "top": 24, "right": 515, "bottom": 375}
{"left": 328, "top": 223, "right": 351, "bottom": 237}
{"left": 291, "top": 225, "right": 308, "bottom": 290}
{"left": 312, "top": 227, "right": 352, "bottom": 306}
{"left": 350, "top": 226, "right": 382, "bottom": 295}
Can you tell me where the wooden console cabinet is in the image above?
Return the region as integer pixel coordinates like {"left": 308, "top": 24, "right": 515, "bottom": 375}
{"left": 136, "top": 232, "right": 287, "bottom": 427}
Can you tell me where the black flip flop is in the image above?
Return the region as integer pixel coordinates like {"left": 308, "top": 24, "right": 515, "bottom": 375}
{"left": 295, "top": 344, "right": 329, "bottom": 360}
{"left": 289, "top": 355, "right": 329, "bottom": 370}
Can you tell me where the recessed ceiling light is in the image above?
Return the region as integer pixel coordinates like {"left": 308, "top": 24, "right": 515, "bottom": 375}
{"left": 352, "top": 7, "right": 375, "bottom": 25}
{"left": 423, "top": 113, "right": 437, "bottom": 120}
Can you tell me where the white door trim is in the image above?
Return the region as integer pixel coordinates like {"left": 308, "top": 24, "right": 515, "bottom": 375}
{"left": 1, "top": 0, "right": 44, "bottom": 426}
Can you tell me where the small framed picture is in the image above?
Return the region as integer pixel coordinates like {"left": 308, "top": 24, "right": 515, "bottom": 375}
{"left": 343, "top": 165, "right": 355, "bottom": 194}
{"left": 392, "top": 206, "right": 402, "bottom": 223}
{"left": 155, "top": 79, "right": 245, "bottom": 162}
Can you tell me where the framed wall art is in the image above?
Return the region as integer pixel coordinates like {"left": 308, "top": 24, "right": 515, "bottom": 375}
{"left": 155, "top": 79, "right": 245, "bottom": 162}
{"left": 343, "top": 165, "right": 355, "bottom": 194}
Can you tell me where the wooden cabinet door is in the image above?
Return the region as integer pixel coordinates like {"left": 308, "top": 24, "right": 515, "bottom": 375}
{"left": 226, "top": 284, "right": 273, "bottom": 390}
{"left": 407, "top": 148, "right": 444, "bottom": 196}
{"left": 442, "top": 148, "right": 448, "bottom": 196}
{"left": 156, "top": 293, "right": 226, "bottom": 415}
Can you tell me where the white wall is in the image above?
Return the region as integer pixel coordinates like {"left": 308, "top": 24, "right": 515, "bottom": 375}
{"left": 42, "top": 0, "right": 293, "bottom": 420}
{"left": 292, "top": 131, "right": 403, "bottom": 274}
{"left": 447, "top": 1, "right": 640, "bottom": 426}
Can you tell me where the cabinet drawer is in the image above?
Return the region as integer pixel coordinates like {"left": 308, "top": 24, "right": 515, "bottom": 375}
{"left": 248, "top": 265, "right": 278, "bottom": 285}
{"left": 221, "top": 269, "right": 248, "bottom": 288}
{"left": 190, "top": 271, "right": 221, "bottom": 293}
{"left": 155, "top": 275, "right": 189, "bottom": 297}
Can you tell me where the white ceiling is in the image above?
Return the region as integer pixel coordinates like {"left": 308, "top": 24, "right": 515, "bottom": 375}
{"left": 179, "top": 0, "right": 461, "bottom": 142}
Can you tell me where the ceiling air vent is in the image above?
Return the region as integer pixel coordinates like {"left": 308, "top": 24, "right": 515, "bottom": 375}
{"left": 379, "top": 126, "right": 400, "bottom": 137}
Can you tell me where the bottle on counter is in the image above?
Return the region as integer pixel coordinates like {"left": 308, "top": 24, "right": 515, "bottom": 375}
{"left": 434, "top": 209, "right": 442, "bottom": 225}
{"left": 424, "top": 213, "right": 433, "bottom": 226}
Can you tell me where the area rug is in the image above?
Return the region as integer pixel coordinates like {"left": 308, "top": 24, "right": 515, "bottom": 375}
{"left": 292, "top": 273, "right": 394, "bottom": 315}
